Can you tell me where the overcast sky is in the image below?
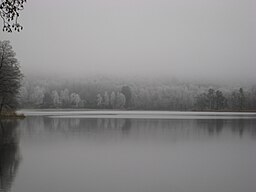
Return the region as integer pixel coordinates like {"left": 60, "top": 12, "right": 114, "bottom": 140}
{"left": 1, "top": 0, "right": 256, "bottom": 82}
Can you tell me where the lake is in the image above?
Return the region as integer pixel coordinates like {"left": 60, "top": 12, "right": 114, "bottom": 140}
{"left": 1, "top": 111, "right": 256, "bottom": 192}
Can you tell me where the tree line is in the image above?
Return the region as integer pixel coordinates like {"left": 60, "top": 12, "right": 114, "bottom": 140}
{"left": 195, "top": 88, "right": 250, "bottom": 111}
{"left": 19, "top": 83, "right": 133, "bottom": 109}
{"left": 19, "top": 76, "right": 256, "bottom": 111}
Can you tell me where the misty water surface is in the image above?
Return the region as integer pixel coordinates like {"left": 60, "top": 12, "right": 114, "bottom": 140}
{"left": 1, "top": 112, "right": 256, "bottom": 192}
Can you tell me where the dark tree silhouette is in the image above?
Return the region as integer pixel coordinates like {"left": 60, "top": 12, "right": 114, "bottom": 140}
{"left": 0, "top": 0, "right": 26, "bottom": 32}
{"left": 238, "top": 88, "right": 245, "bottom": 110}
{"left": 0, "top": 41, "right": 22, "bottom": 114}
{"left": 195, "top": 89, "right": 227, "bottom": 111}
{"left": 207, "top": 88, "right": 215, "bottom": 110}
{"left": 230, "top": 88, "right": 246, "bottom": 111}
{"left": 215, "top": 90, "right": 227, "bottom": 110}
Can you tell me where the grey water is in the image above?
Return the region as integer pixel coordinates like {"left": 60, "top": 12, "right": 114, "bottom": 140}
{"left": 1, "top": 112, "right": 256, "bottom": 192}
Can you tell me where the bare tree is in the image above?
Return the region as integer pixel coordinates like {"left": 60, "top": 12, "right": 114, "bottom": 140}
{"left": 0, "top": 0, "right": 26, "bottom": 32}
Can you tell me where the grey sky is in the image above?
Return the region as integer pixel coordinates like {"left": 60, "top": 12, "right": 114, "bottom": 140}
{"left": 1, "top": 0, "right": 256, "bottom": 82}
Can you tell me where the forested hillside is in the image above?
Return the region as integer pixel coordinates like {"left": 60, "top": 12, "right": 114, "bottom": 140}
{"left": 19, "top": 76, "right": 256, "bottom": 111}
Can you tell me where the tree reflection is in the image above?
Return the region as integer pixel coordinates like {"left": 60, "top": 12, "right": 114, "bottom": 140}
{"left": 96, "top": 118, "right": 132, "bottom": 135}
{"left": 196, "top": 119, "right": 224, "bottom": 135}
{"left": 20, "top": 117, "right": 256, "bottom": 142}
{"left": 195, "top": 118, "right": 256, "bottom": 137}
{"left": 230, "top": 119, "right": 256, "bottom": 137}
{"left": 0, "top": 120, "right": 21, "bottom": 192}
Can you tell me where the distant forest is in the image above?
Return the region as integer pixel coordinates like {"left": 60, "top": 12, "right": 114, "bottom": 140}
{"left": 19, "top": 76, "right": 256, "bottom": 111}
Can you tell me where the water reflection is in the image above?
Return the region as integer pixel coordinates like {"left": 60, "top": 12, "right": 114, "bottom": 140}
{"left": 19, "top": 117, "right": 256, "bottom": 140}
{"left": 0, "top": 120, "right": 21, "bottom": 192}
{"left": 195, "top": 119, "right": 224, "bottom": 135}
{"left": 12, "top": 117, "right": 256, "bottom": 192}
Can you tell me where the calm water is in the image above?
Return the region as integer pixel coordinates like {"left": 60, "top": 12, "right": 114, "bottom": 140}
{"left": 1, "top": 112, "right": 256, "bottom": 192}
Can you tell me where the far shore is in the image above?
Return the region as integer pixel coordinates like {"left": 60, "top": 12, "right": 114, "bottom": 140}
{"left": 19, "top": 108, "right": 256, "bottom": 113}
{"left": 17, "top": 109, "right": 256, "bottom": 118}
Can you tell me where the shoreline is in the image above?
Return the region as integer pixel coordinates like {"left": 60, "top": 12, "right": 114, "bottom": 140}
{"left": 19, "top": 108, "right": 256, "bottom": 112}
{"left": 19, "top": 108, "right": 256, "bottom": 114}
{"left": 18, "top": 109, "right": 256, "bottom": 119}
{"left": 0, "top": 112, "right": 25, "bottom": 119}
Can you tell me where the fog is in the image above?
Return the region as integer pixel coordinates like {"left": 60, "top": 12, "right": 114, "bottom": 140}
{"left": 1, "top": 0, "right": 256, "bottom": 83}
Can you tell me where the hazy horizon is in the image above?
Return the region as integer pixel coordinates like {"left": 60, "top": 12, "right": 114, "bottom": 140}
{"left": 1, "top": 0, "right": 256, "bottom": 83}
